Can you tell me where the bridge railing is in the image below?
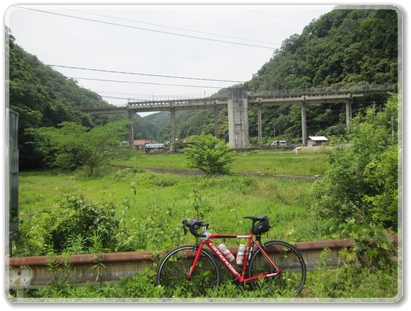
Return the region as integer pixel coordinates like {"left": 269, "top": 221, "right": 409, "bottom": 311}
{"left": 126, "top": 84, "right": 395, "bottom": 105}
{"left": 77, "top": 84, "right": 395, "bottom": 109}
{"left": 249, "top": 83, "right": 395, "bottom": 98}
{"left": 128, "top": 97, "right": 228, "bottom": 107}
{"left": 127, "top": 92, "right": 220, "bottom": 104}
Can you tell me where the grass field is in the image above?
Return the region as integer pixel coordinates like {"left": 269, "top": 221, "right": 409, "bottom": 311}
{"left": 14, "top": 150, "right": 400, "bottom": 300}
{"left": 113, "top": 149, "right": 330, "bottom": 176}
{"left": 17, "top": 150, "right": 331, "bottom": 254}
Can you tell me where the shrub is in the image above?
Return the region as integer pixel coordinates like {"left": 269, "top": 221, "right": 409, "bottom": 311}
{"left": 15, "top": 193, "right": 120, "bottom": 256}
{"left": 310, "top": 94, "right": 399, "bottom": 233}
{"left": 184, "top": 132, "right": 237, "bottom": 177}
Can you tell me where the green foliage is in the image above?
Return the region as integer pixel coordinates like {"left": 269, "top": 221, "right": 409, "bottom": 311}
{"left": 189, "top": 186, "right": 213, "bottom": 220}
{"left": 50, "top": 194, "right": 120, "bottom": 254}
{"left": 310, "top": 94, "right": 399, "bottom": 232}
{"left": 305, "top": 265, "right": 398, "bottom": 298}
{"left": 348, "top": 223, "right": 397, "bottom": 271}
{"left": 304, "top": 223, "right": 398, "bottom": 299}
{"left": 14, "top": 160, "right": 400, "bottom": 299}
{"left": 132, "top": 113, "right": 158, "bottom": 140}
{"left": 16, "top": 164, "right": 326, "bottom": 256}
{"left": 7, "top": 33, "right": 124, "bottom": 169}
{"left": 113, "top": 150, "right": 330, "bottom": 176}
{"left": 14, "top": 193, "right": 121, "bottom": 256}
{"left": 24, "top": 262, "right": 399, "bottom": 299}
{"left": 36, "top": 255, "right": 75, "bottom": 298}
{"left": 27, "top": 120, "right": 131, "bottom": 174}
{"left": 308, "top": 221, "right": 399, "bottom": 298}
{"left": 184, "top": 132, "right": 237, "bottom": 177}
{"left": 156, "top": 110, "right": 216, "bottom": 142}
{"left": 151, "top": 8, "right": 399, "bottom": 143}
{"left": 8, "top": 8, "right": 399, "bottom": 171}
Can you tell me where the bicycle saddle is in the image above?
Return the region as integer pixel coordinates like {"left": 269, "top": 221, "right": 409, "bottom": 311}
{"left": 243, "top": 215, "right": 267, "bottom": 221}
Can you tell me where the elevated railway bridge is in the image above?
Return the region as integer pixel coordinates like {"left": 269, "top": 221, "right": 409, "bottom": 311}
{"left": 77, "top": 84, "right": 395, "bottom": 151}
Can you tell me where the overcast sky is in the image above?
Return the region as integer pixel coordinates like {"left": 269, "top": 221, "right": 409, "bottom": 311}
{"left": 1, "top": 2, "right": 409, "bottom": 310}
{"left": 5, "top": 3, "right": 337, "bottom": 114}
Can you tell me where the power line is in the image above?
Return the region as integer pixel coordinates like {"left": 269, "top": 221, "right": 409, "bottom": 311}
{"left": 72, "top": 76, "right": 224, "bottom": 89}
{"left": 49, "top": 64, "right": 244, "bottom": 83}
{"left": 13, "top": 80, "right": 213, "bottom": 101}
{"left": 59, "top": 6, "right": 281, "bottom": 46}
{"left": 240, "top": 9, "right": 307, "bottom": 24}
{"left": 15, "top": 6, "right": 278, "bottom": 50}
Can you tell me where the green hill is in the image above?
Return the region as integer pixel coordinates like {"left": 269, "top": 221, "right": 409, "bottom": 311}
{"left": 7, "top": 7, "right": 399, "bottom": 169}
{"left": 148, "top": 7, "right": 398, "bottom": 144}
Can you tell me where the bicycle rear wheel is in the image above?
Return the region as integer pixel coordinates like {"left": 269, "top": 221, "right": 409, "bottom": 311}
{"left": 156, "top": 245, "right": 220, "bottom": 296}
{"left": 247, "top": 240, "right": 306, "bottom": 295}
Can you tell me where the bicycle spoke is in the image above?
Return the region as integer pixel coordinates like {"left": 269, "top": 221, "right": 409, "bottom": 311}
{"left": 156, "top": 245, "right": 220, "bottom": 296}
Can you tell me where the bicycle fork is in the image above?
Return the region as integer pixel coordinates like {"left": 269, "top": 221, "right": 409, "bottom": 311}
{"left": 186, "top": 242, "right": 208, "bottom": 280}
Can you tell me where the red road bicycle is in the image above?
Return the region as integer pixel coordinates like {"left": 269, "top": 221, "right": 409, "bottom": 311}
{"left": 156, "top": 215, "right": 306, "bottom": 296}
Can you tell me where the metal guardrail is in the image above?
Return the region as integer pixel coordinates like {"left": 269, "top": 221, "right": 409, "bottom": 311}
{"left": 7, "top": 236, "right": 400, "bottom": 292}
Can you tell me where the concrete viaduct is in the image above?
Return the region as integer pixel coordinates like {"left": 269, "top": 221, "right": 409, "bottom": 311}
{"left": 77, "top": 85, "right": 394, "bottom": 151}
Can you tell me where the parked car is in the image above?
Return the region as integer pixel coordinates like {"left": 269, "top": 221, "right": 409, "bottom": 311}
{"left": 271, "top": 140, "right": 287, "bottom": 146}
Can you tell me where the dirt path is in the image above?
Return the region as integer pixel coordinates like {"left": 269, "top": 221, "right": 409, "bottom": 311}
{"left": 112, "top": 164, "right": 321, "bottom": 180}
{"left": 146, "top": 168, "right": 320, "bottom": 180}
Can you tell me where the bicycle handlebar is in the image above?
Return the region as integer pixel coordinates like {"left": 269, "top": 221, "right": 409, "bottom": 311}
{"left": 182, "top": 215, "right": 269, "bottom": 238}
{"left": 182, "top": 219, "right": 209, "bottom": 238}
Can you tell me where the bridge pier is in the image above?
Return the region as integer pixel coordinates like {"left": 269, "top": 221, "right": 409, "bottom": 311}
{"left": 346, "top": 96, "right": 352, "bottom": 129}
{"left": 127, "top": 110, "right": 134, "bottom": 149}
{"left": 257, "top": 103, "right": 262, "bottom": 145}
{"left": 301, "top": 99, "right": 307, "bottom": 146}
{"left": 77, "top": 86, "right": 391, "bottom": 150}
{"left": 214, "top": 105, "right": 219, "bottom": 138}
{"left": 228, "top": 88, "right": 249, "bottom": 148}
{"left": 170, "top": 107, "right": 176, "bottom": 152}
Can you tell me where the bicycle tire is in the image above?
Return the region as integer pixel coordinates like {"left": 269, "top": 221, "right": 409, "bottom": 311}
{"left": 247, "top": 240, "right": 307, "bottom": 295}
{"left": 156, "top": 245, "right": 221, "bottom": 296}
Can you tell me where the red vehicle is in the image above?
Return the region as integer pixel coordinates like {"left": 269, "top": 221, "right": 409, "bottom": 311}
{"left": 156, "top": 215, "right": 306, "bottom": 296}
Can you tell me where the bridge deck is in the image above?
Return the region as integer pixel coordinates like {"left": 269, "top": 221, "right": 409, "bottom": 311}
{"left": 78, "top": 92, "right": 365, "bottom": 114}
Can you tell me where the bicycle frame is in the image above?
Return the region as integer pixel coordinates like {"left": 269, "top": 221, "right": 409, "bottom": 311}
{"left": 187, "top": 232, "right": 282, "bottom": 284}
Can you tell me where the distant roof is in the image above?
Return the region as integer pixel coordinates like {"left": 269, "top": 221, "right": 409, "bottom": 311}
{"left": 123, "top": 139, "right": 152, "bottom": 145}
{"left": 308, "top": 136, "right": 328, "bottom": 141}
{"left": 134, "top": 139, "right": 151, "bottom": 145}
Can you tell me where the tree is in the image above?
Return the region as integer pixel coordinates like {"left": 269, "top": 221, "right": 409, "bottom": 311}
{"left": 310, "top": 94, "right": 399, "bottom": 233}
{"left": 184, "top": 132, "right": 237, "bottom": 177}
{"left": 28, "top": 120, "right": 131, "bottom": 174}
{"left": 8, "top": 32, "right": 121, "bottom": 169}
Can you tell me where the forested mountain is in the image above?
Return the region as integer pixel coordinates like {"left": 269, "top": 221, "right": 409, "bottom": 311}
{"left": 8, "top": 33, "right": 103, "bottom": 169}
{"left": 133, "top": 116, "right": 158, "bottom": 141}
{"left": 7, "top": 7, "right": 399, "bottom": 169}
{"left": 7, "top": 30, "right": 158, "bottom": 169}
{"left": 151, "top": 7, "right": 398, "bottom": 143}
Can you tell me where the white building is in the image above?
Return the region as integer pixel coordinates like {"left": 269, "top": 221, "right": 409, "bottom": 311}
{"left": 307, "top": 136, "right": 328, "bottom": 147}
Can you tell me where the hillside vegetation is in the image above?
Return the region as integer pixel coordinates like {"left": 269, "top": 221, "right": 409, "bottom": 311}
{"left": 14, "top": 148, "right": 399, "bottom": 299}
{"left": 7, "top": 30, "right": 156, "bottom": 169}
{"left": 7, "top": 7, "right": 399, "bottom": 170}
{"left": 152, "top": 8, "right": 398, "bottom": 143}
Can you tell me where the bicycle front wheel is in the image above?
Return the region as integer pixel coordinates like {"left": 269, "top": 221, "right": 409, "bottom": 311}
{"left": 156, "top": 245, "right": 221, "bottom": 296}
{"left": 247, "top": 240, "right": 306, "bottom": 295}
